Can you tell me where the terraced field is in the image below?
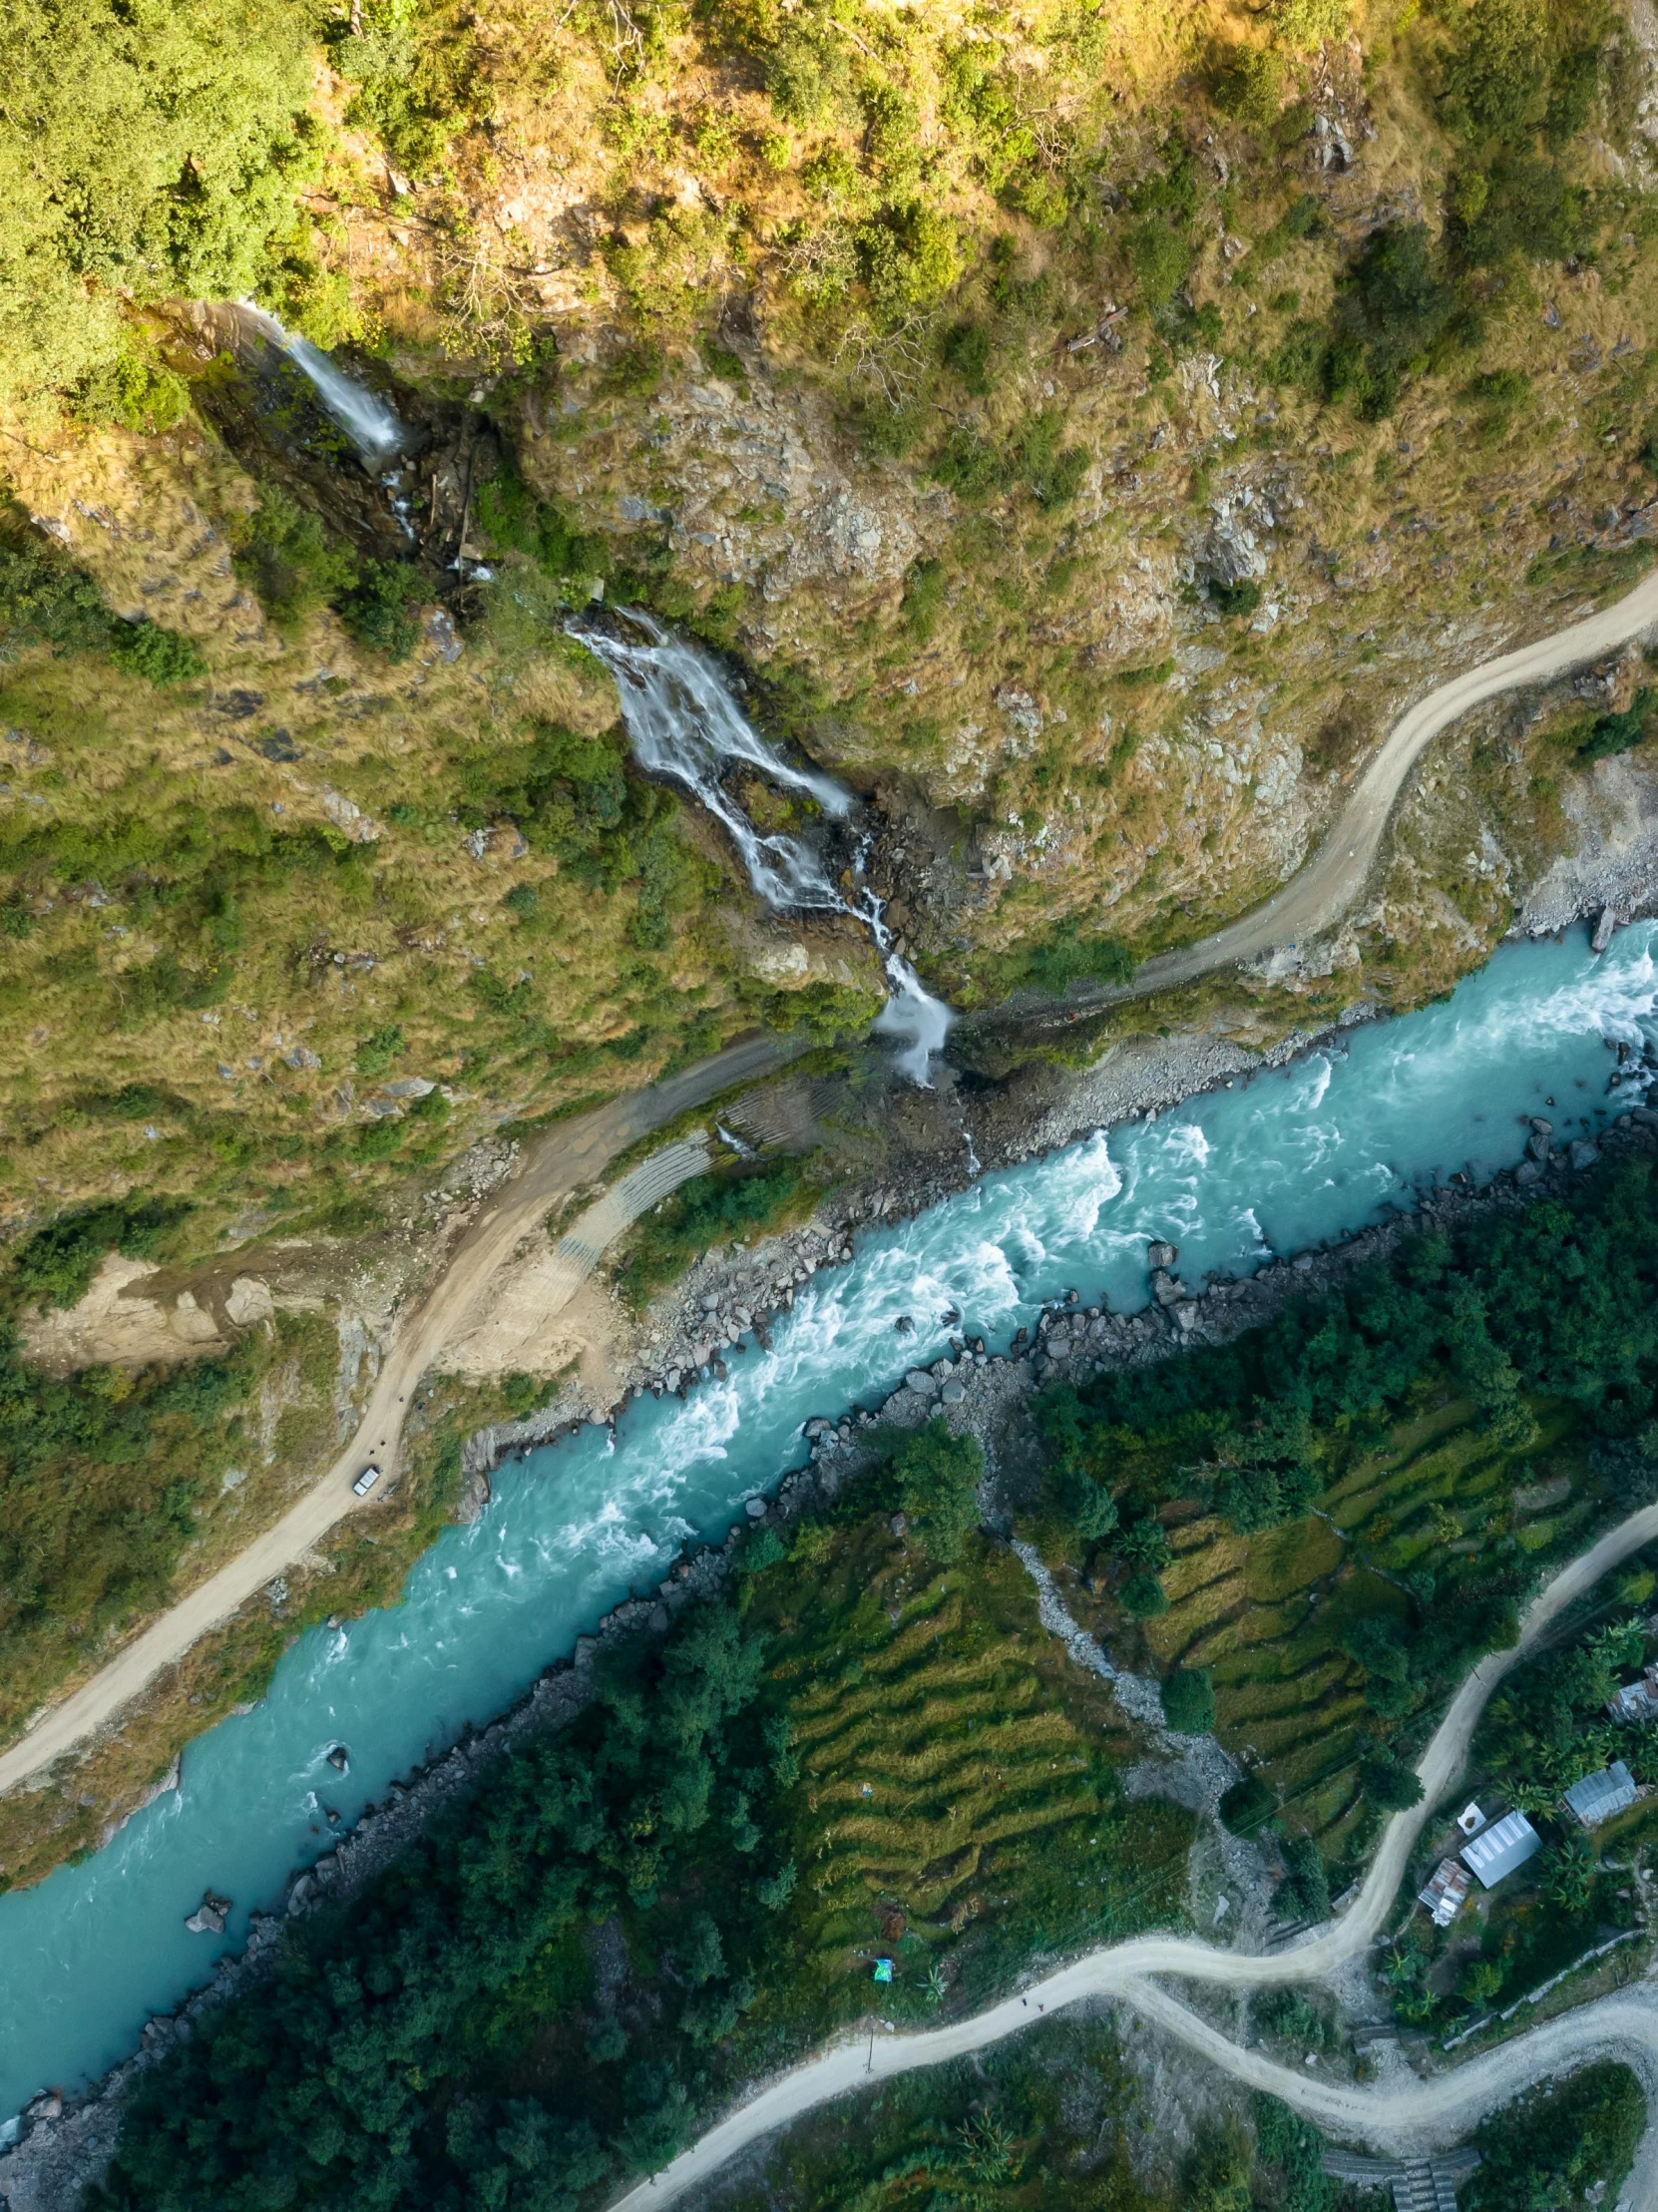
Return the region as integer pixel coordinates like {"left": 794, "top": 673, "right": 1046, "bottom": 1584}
{"left": 1130, "top": 1395, "right": 1592, "bottom": 1862}
{"left": 751, "top": 1526, "right": 1195, "bottom": 2022}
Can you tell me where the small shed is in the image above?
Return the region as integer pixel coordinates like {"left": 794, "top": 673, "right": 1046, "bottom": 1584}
{"left": 1418, "top": 1857, "right": 1471, "bottom": 1928}
{"left": 1459, "top": 1809, "right": 1542, "bottom": 1889}
{"left": 1563, "top": 1760, "right": 1637, "bottom": 1829}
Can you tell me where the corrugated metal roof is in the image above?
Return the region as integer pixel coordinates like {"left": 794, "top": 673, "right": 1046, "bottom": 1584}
{"left": 1459, "top": 1808, "right": 1542, "bottom": 1889}
{"left": 1563, "top": 1760, "right": 1636, "bottom": 1827}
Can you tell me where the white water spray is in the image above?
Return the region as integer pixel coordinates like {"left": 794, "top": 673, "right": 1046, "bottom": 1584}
{"left": 572, "top": 610, "right": 953, "bottom": 1084}
{"left": 232, "top": 303, "right": 407, "bottom": 464}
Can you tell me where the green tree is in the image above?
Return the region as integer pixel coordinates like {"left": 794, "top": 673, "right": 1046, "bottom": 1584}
{"left": 0, "top": 0, "right": 316, "bottom": 407}
{"left": 1119, "top": 1569, "right": 1169, "bottom": 1617}
{"left": 1359, "top": 1748, "right": 1424, "bottom": 1811}
{"left": 891, "top": 1419, "right": 985, "bottom": 1563}
{"left": 1273, "top": 1832, "right": 1331, "bottom": 1924}
{"left": 1161, "top": 1666, "right": 1216, "bottom": 1734}
{"left": 1219, "top": 1774, "right": 1277, "bottom": 1835}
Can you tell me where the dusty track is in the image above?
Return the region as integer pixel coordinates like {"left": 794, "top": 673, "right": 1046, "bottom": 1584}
{"left": 608, "top": 1497, "right": 1658, "bottom": 2210}
{"left": 0, "top": 1034, "right": 796, "bottom": 1799}
{"left": 1045, "top": 563, "right": 1658, "bottom": 1017}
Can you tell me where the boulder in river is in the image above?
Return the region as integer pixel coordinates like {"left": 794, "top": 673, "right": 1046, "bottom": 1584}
{"left": 1147, "top": 1241, "right": 1178, "bottom": 1269}
{"left": 325, "top": 1744, "right": 350, "bottom": 1773}
{"left": 185, "top": 1890, "right": 231, "bottom": 1936}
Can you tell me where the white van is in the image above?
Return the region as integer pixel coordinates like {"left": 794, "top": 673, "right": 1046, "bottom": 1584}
{"left": 352, "top": 1464, "right": 383, "bottom": 1497}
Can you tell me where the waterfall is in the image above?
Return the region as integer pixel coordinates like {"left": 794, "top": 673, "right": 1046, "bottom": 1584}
{"left": 230, "top": 303, "right": 407, "bottom": 464}
{"left": 572, "top": 611, "right": 953, "bottom": 1085}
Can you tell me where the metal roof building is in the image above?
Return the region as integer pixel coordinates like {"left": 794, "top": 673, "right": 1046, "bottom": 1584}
{"left": 1459, "top": 1808, "right": 1541, "bottom": 1889}
{"left": 1563, "top": 1760, "right": 1637, "bottom": 1829}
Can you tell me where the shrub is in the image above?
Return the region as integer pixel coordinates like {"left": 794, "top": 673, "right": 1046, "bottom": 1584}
{"left": 1015, "top": 922, "right": 1133, "bottom": 996}
{"left": 336, "top": 560, "right": 425, "bottom": 662}
{"left": 1124, "top": 216, "right": 1194, "bottom": 309}
{"left": 617, "top": 1158, "right": 811, "bottom": 1309}
{"left": 1120, "top": 1569, "right": 1169, "bottom": 1617}
{"left": 107, "top": 620, "right": 207, "bottom": 684}
{"left": 1253, "top": 1988, "right": 1329, "bottom": 2047}
{"left": 354, "top": 1024, "right": 407, "bottom": 1078}
{"left": 931, "top": 428, "right": 1002, "bottom": 500}
{"left": 1161, "top": 1666, "right": 1216, "bottom": 1734}
{"left": 1218, "top": 1774, "right": 1277, "bottom": 1836}
{"left": 1577, "top": 689, "right": 1657, "bottom": 763}
{"left": 1269, "top": 0, "right": 1349, "bottom": 51}
{"left": 0, "top": 537, "right": 109, "bottom": 658}
{"left": 1210, "top": 44, "right": 1288, "bottom": 128}
{"left": 357, "top": 1116, "right": 404, "bottom": 1158}
{"left": 736, "top": 1524, "right": 786, "bottom": 1576}
{"left": 72, "top": 336, "right": 191, "bottom": 435}
{"left": 1442, "top": 0, "right": 1550, "bottom": 143}
{"left": 1272, "top": 1833, "right": 1331, "bottom": 1923}
{"left": 1210, "top": 578, "right": 1262, "bottom": 619}
{"left": 233, "top": 487, "right": 358, "bottom": 631}
{"left": 902, "top": 559, "right": 947, "bottom": 643}
{"left": 942, "top": 321, "right": 992, "bottom": 394}
{"left": 1329, "top": 221, "right": 1459, "bottom": 418}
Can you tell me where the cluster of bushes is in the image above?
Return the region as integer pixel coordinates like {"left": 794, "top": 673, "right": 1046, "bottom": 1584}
{"left": 1467, "top": 2066, "right": 1644, "bottom": 2212}
{"left": 457, "top": 717, "right": 711, "bottom": 946}
{"left": 616, "top": 1156, "right": 816, "bottom": 1312}
{"left": 0, "top": 789, "right": 377, "bottom": 1022}
{"left": 0, "top": 526, "right": 205, "bottom": 685}
{"left": 1269, "top": 0, "right": 1607, "bottom": 418}
{"left": 1573, "top": 684, "right": 1658, "bottom": 765}
{"left": 232, "top": 487, "right": 425, "bottom": 661}
{"left": 325, "top": 0, "right": 490, "bottom": 180}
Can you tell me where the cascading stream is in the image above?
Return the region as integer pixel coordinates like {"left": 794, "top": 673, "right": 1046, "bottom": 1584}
{"left": 572, "top": 610, "right": 953, "bottom": 1084}
{"left": 231, "top": 303, "right": 407, "bottom": 464}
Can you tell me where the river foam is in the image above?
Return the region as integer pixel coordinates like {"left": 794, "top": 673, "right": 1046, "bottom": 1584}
{"left": 4, "top": 921, "right": 1657, "bottom": 2117}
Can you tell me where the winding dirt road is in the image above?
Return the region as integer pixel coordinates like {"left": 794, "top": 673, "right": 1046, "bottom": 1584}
{"left": 608, "top": 1496, "right": 1658, "bottom": 2211}
{"left": 12, "top": 569, "right": 1658, "bottom": 1799}
{"left": 0, "top": 1034, "right": 797, "bottom": 1800}
{"left": 1054, "top": 562, "right": 1658, "bottom": 1015}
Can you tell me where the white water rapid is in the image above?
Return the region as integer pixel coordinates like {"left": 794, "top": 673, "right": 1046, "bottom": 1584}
{"left": 233, "top": 303, "right": 407, "bottom": 464}
{"left": 573, "top": 610, "right": 953, "bottom": 1084}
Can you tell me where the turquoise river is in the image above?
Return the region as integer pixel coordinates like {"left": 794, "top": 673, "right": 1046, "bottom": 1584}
{"left": 7, "top": 920, "right": 1658, "bottom": 2119}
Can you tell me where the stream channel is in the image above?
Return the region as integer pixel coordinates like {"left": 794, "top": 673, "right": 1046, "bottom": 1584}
{"left": 8, "top": 920, "right": 1658, "bottom": 2116}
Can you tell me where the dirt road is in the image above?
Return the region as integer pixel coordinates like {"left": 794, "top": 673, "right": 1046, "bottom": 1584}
{"left": 0, "top": 1033, "right": 797, "bottom": 1800}
{"left": 606, "top": 1495, "right": 1658, "bottom": 2211}
{"left": 1047, "top": 563, "right": 1658, "bottom": 1016}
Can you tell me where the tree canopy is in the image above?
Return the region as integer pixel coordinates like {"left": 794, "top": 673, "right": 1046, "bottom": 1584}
{"left": 0, "top": 0, "right": 314, "bottom": 407}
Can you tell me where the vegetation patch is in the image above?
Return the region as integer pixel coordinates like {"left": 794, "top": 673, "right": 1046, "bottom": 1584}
{"left": 615, "top": 1155, "right": 822, "bottom": 1313}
